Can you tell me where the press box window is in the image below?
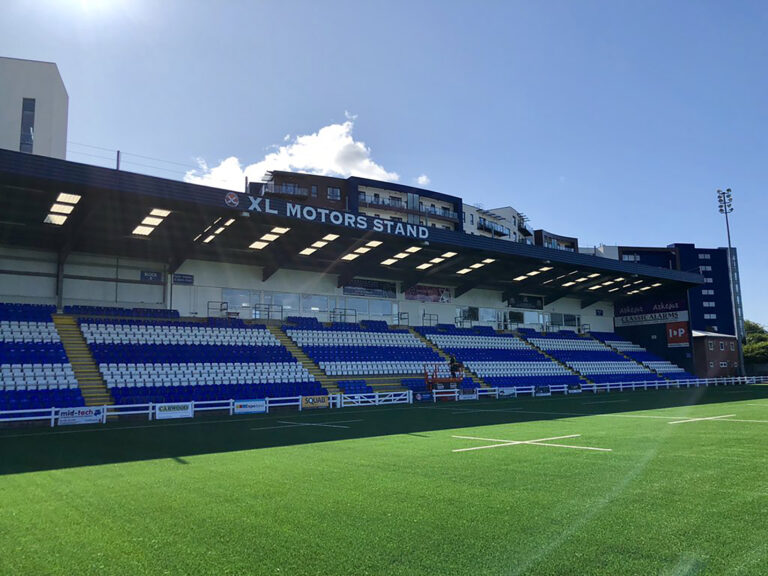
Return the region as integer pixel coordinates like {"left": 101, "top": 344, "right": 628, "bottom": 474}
{"left": 19, "top": 98, "right": 35, "bottom": 153}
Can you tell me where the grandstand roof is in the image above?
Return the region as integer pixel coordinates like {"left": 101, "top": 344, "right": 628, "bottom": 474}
{"left": 0, "top": 149, "right": 703, "bottom": 306}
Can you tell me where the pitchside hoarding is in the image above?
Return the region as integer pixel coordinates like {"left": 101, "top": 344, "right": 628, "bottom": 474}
{"left": 233, "top": 400, "right": 267, "bottom": 414}
{"left": 58, "top": 407, "right": 104, "bottom": 426}
{"left": 155, "top": 402, "right": 194, "bottom": 420}
{"left": 301, "top": 395, "right": 330, "bottom": 410}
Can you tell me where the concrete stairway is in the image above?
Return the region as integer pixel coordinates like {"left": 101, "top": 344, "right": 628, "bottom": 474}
{"left": 515, "top": 332, "right": 590, "bottom": 383}
{"left": 52, "top": 315, "right": 113, "bottom": 406}
{"left": 586, "top": 334, "right": 664, "bottom": 379}
{"left": 408, "top": 327, "right": 488, "bottom": 388}
{"left": 266, "top": 325, "right": 335, "bottom": 392}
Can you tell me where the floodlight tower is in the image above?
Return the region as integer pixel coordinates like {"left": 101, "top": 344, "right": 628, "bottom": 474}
{"left": 717, "top": 188, "right": 745, "bottom": 376}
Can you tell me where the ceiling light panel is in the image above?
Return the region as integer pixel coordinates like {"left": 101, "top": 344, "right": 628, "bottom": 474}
{"left": 142, "top": 216, "right": 163, "bottom": 226}
{"left": 44, "top": 214, "right": 67, "bottom": 225}
{"left": 56, "top": 193, "right": 81, "bottom": 204}
{"left": 249, "top": 241, "right": 268, "bottom": 250}
{"left": 132, "top": 225, "right": 155, "bottom": 236}
{"left": 150, "top": 209, "right": 171, "bottom": 217}
{"left": 50, "top": 203, "right": 74, "bottom": 214}
{"left": 381, "top": 258, "right": 398, "bottom": 266}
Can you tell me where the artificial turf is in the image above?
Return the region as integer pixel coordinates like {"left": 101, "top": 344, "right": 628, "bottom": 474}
{"left": 1, "top": 385, "right": 767, "bottom": 575}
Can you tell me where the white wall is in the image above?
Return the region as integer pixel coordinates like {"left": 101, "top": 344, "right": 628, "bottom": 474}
{"left": 0, "top": 57, "right": 68, "bottom": 159}
{"left": 0, "top": 246, "right": 619, "bottom": 331}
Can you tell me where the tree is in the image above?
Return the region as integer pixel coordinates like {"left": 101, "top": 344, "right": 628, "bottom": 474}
{"left": 744, "top": 320, "right": 768, "bottom": 364}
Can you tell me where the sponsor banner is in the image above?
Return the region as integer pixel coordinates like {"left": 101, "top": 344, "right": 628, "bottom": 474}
{"left": 301, "top": 395, "right": 330, "bottom": 410}
{"left": 58, "top": 406, "right": 104, "bottom": 426}
{"left": 342, "top": 278, "right": 396, "bottom": 299}
{"left": 458, "top": 390, "right": 477, "bottom": 401}
{"left": 666, "top": 321, "right": 690, "bottom": 348}
{"left": 567, "top": 383, "right": 582, "bottom": 393}
{"left": 413, "top": 392, "right": 433, "bottom": 402}
{"left": 497, "top": 387, "right": 517, "bottom": 397}
{"left": 140, "top": 270, "right": 163, "bottom": 284}
{"left": 614, "top": 310, "right": 689, "bottom": 328}
{"left": 615, "top": 299, "right": 687, "bottom": 317}
{"left": 507, "top": 294, "right": 544, "bottom": 311}
{"left": 173, "top": 273, "right": 194, "bottom": 285}
{"left": 404, "top": 285, "right": 452, "bottom": 303}
{"left": 535, "top": 385, "right": 551, "bottom": 396}
{"left": 230, "top": 191, "right": 430, "bottom": 240}
{"left": 155, "top": 402, "right": 194, "bottom": 420}
{"left": 233, "top": 400, "right": 267, "bottom": 414}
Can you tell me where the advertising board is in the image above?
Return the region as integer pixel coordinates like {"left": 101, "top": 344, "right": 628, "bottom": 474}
{"left": 155, "top": 402, "right": 194, "bottom": 420}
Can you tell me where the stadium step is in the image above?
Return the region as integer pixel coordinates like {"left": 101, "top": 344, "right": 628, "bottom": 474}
{"left": 53, "top": 314, "right": 114, "bottom": 406}
{"left": 265, "top": 325, "right": 336, "bottom": 392}
{"left": 515, "top": 332, "right": 592, "bottom": 384}
{"left": 586, "top": 335, "right": 667, "bottom": 380}
{"left": 407, "top": 327, "right": 489, "bottom": 388}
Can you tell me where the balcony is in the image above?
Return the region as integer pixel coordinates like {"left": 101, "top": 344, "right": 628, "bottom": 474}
{"left": 477, "top": 217, "right": 511, "bottom": 237}
{"left": 358, "top": 195, "right": 459, "bottom": 222}
{"left": 518, "top": 221, "right": 533, "bottom": 237}
{"left": 265, "top": 183, "right": 309, "bottom": 198}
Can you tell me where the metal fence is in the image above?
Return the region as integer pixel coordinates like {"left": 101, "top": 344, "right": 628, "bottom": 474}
{"left": 1, "top": 377, "right": 765, "bottom": 429}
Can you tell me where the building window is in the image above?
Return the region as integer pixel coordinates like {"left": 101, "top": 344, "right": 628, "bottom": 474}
{"left": 470, "top": 214, "right": 474, "bottom": 224}
{"left": 704, "top": 313, "right": 717, "bottom": 320}
{"left": 327, "top": 187, "right": 341, "bottom": 201}
{"left": 704, "top": 278, "right": 714, "bottom": 283}
{"left": 719, "top": 361, "right": 728, "bottom": 368}
{"left": 698, "top": 253, "right": 711, "bottom": 260}
{"left": 709, "top": 361, "right": 714, "bottom": 368}
{"left": 708, "top": 341, "right": 714, "bottom": 351}
{"left": 311, "top": 185, "right": 317, "bottom": 198}
{"left": 719, "top": 342, "right": 725, "bottom": 351}
{"left": 19, "top": 98, "right": 35, "bottom": 153}
{"left": 730, "top": 341, "right": 735, "bottom": 351}
{"left": 703, "top": 301, "right": 715, "bottom": 308}
{"left": 700, "top": 265, "right": 712, "bottom": 272}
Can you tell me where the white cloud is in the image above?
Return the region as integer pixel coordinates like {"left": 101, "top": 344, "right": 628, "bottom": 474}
{"left": 184, "top": 119, "right": 399, "bottom": 190}
{"left": 416, "top": 174, "right": 431, "bottom": 186}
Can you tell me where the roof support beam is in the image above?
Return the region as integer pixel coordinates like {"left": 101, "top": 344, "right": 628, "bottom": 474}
{"left": 580, "top": 296, "right": 603, "bottom": 309}
{"left": 262, "top": 264, "right": 279, "bottom": 282}
{"left": 453, "top": 281, "right": 477, "bottom": 299}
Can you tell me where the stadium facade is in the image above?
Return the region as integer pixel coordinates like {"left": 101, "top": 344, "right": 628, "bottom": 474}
{"left": 0, "top": 56, "right": 749, "bottom": 415}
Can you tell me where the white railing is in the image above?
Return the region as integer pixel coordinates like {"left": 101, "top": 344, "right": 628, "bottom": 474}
{"left": 0, "top": 377, "right": 765, "bottom": 428}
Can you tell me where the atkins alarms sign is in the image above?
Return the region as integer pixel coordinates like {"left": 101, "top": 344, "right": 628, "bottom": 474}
{"left": 224, "top": 192, "right": 429, "bottom": 240}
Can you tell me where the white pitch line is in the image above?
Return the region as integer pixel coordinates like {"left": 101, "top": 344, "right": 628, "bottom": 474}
{"left": 526, "top": 441, "right": 612, "bottom": 452}
{"left": 451, "top": 434, "right": 582, "bottom": 453}
{"left": 275, "top": 419, "right": 363, "bottom": 429}
{"left": 744, "top": 404, "right": 768, "bottom": 408}
{"left": 582, "top": 400, "right": 629, "bottom": 405}
{"left": 719, "top": 418, "right": 768, "bottom": 424}
{"left": 668, "top": 414, "right": 736, "bottom": 425}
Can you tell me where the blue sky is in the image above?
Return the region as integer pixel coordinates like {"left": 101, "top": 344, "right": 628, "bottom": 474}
{"left": 2, "top": 0, "right": 766, "bottom": 324}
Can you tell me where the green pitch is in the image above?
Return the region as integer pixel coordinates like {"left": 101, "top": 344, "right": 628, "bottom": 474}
{"left": 1, "top": 386, "right": 767, "bottom": 575}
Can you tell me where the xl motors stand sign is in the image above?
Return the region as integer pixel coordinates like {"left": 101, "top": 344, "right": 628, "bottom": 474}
{"left": 155, "top": 402, "right": 194, "bottom": 420}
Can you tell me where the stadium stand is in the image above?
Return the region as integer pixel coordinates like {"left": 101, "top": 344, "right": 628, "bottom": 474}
{"left": 0, "top": 303, "right": 83, "bottom": 412}
{"left": 589, "top": 331, "right": 697, "bottom": 379}
{"left": 522, "top": 330, "right": 666, "bottom": 384}
{"left": 417, "top": 325, "right": 581, "bottom": 389}
{"left": 284, "top": 320, "right": 449, "bottom": 377}
{"left": 79, "top": 317, "right": 326, "bottom": 403}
